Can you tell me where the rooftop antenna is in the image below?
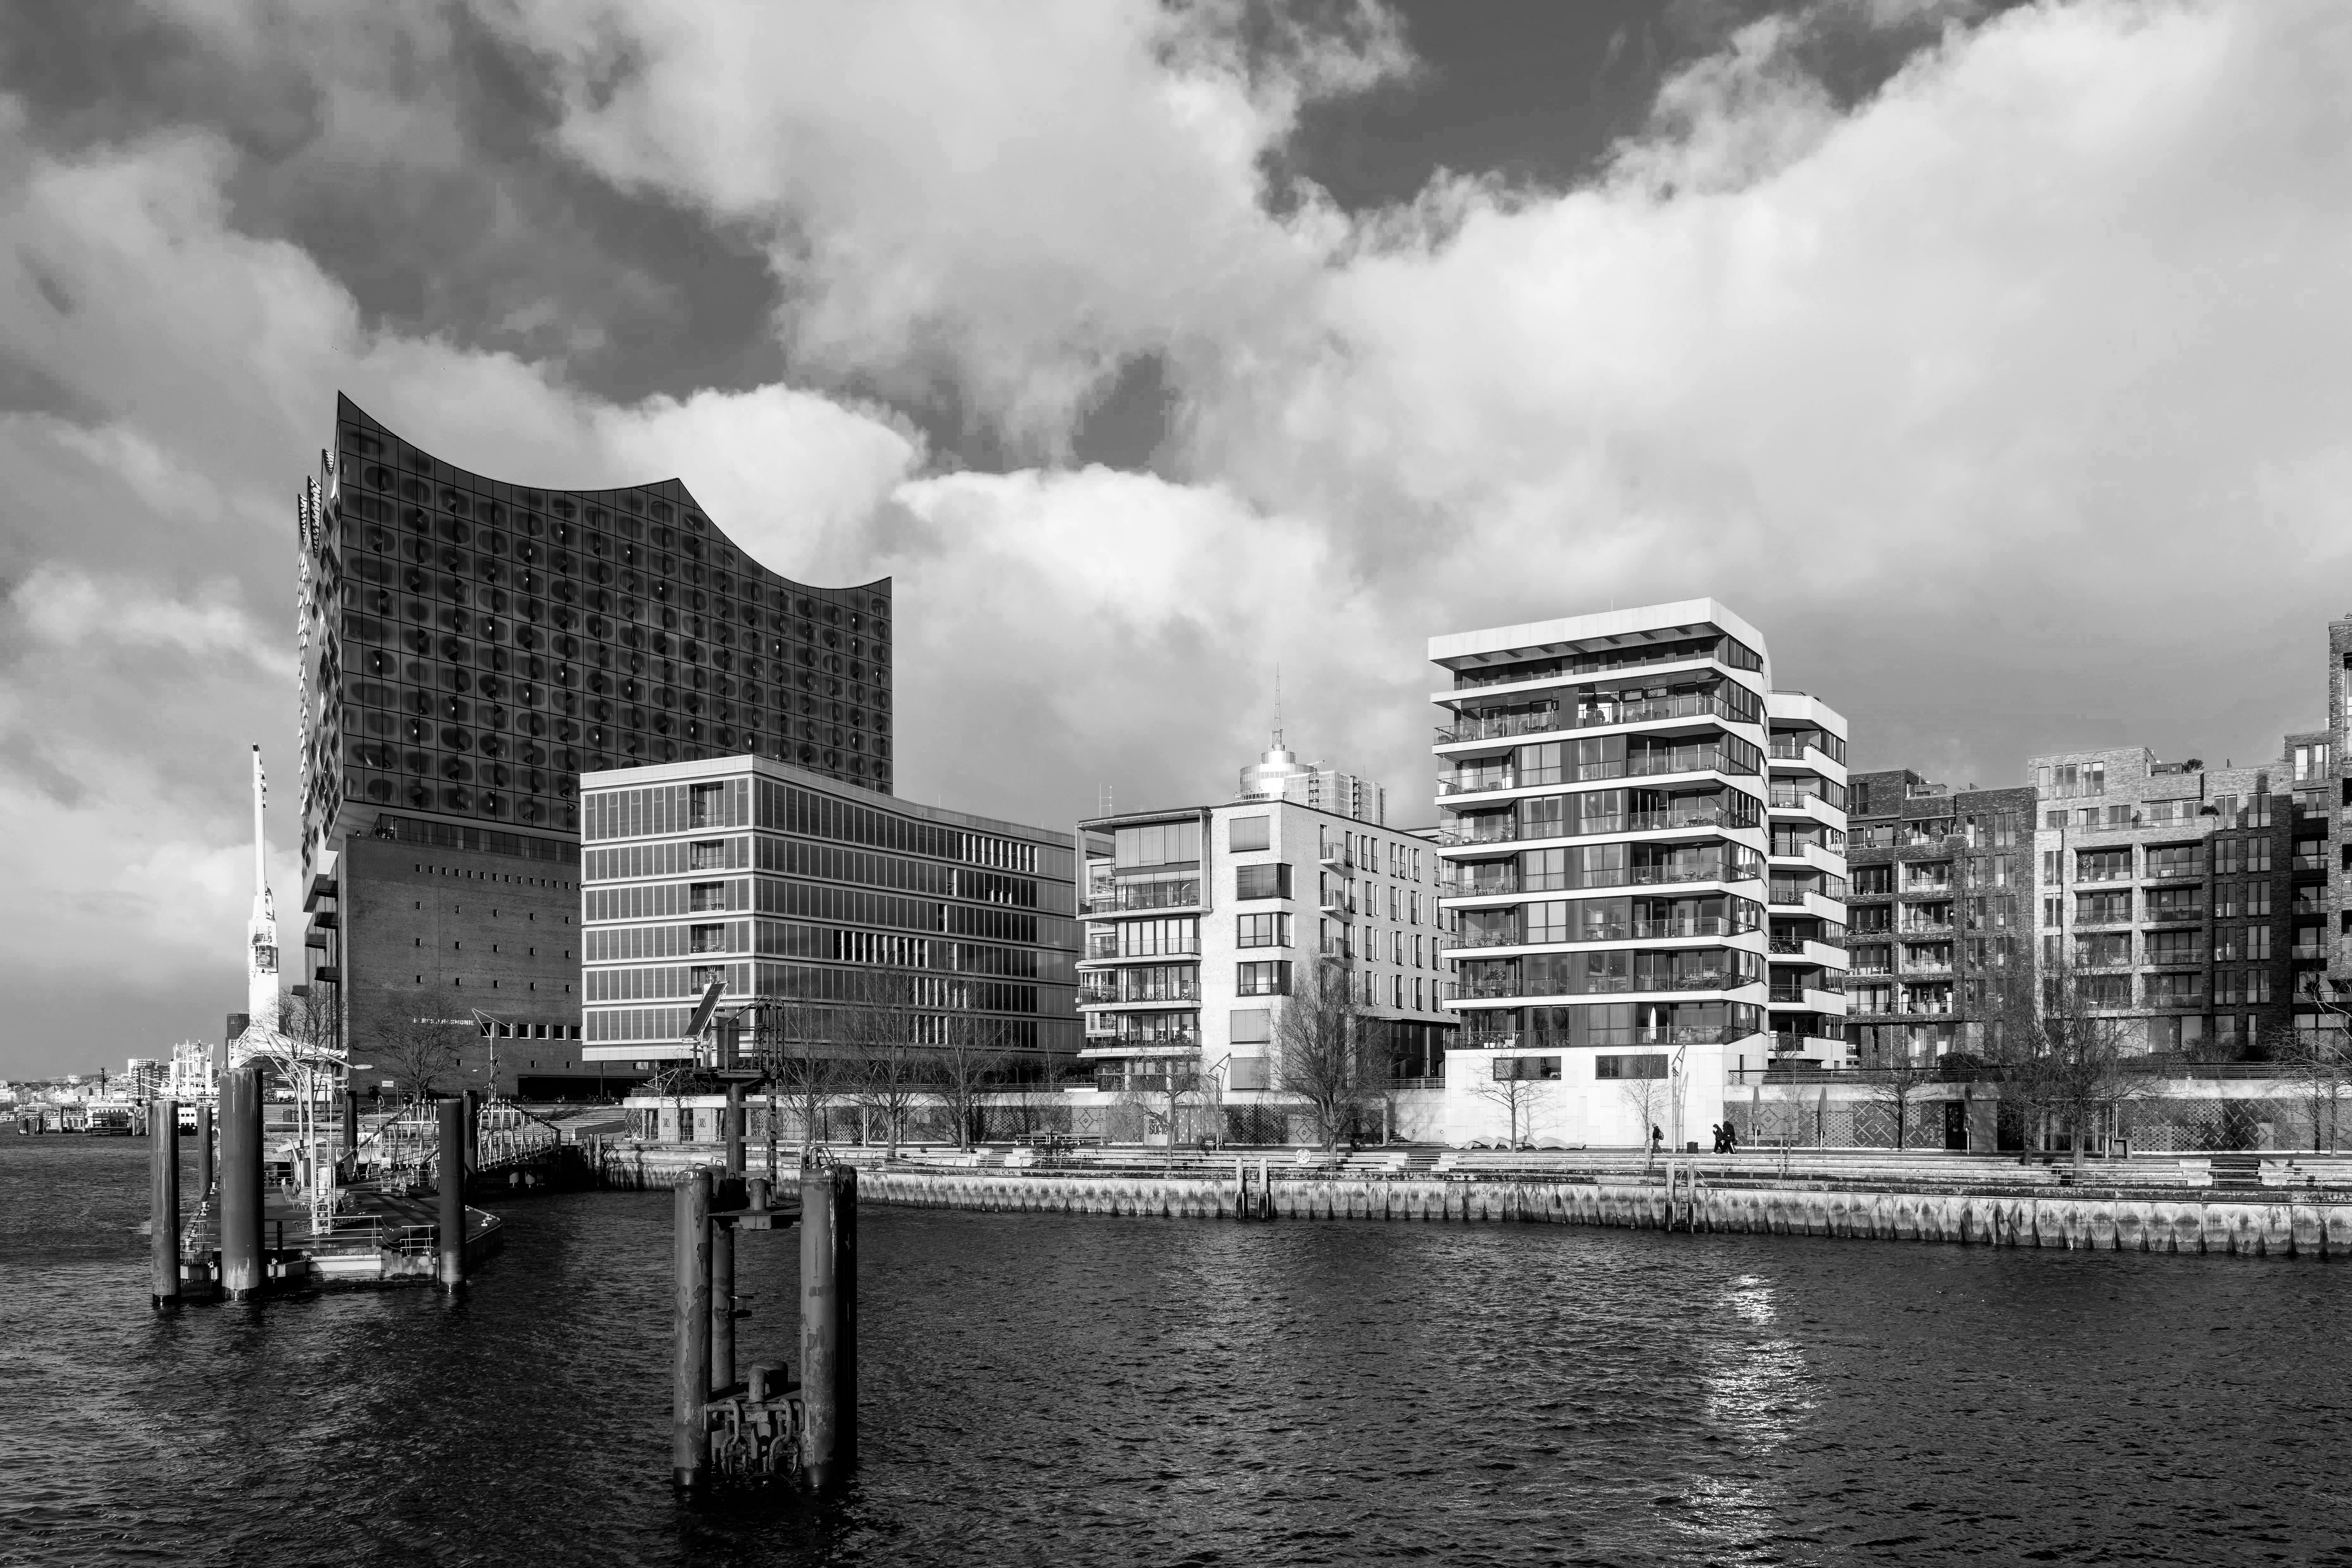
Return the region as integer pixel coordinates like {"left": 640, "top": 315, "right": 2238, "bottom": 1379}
{"left": 1272, "top": 664, "right": 1285, "bottom": 751}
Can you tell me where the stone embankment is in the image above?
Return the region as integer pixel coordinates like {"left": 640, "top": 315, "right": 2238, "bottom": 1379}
{"left": 581, "top": 1141, "right": 2352, "bottom": 1256}
{"left": 856, "top": 1166, "right": 2352, "bottom": 1258}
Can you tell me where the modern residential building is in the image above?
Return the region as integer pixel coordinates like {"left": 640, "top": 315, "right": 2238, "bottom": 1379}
{"left": 1764, "top": 694, "right": 1853, "bottom": 1061}
{"left": 1430, "top": 600, "right": 1846, "bottom": 1147}
{"left": 294, "top": 394, "right": 890, "bottom": 1093}
{"left": 2023, "top": 747, "right": 2296, "bottom": 1057}
{"left": 1843, "top": 773, "right": 2034, "bottom": 1062}
{"left": 1075, "top": 756, "right": 1456, "bottom": 1110}
{"left": 579, "top": 754, "right": 1080, "bottom": 1066}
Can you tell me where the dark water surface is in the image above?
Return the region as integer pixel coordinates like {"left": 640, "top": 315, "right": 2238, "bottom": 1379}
{"left": 4, "top": 1139, "right": 2350, "bottom": 1567}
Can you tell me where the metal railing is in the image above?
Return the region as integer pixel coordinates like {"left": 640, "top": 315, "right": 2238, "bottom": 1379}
{"left": 1435, "top": 690, "right": 1748, "bottom": 744}
{"left": 1436, "top": 805, "right": 1747, "bottom": 847}
{"left": 1084, "top": 880, "right": 1201, "bottom": 914}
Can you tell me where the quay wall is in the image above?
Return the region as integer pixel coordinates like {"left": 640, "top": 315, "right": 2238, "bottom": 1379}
{"left": 854, "top": 1168, "right": 2352, "bottom": 1258}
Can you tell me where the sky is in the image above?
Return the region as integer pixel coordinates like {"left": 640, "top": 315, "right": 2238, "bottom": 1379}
{"left": 3, "top": 0, "right": 2349, "bottom": 1076}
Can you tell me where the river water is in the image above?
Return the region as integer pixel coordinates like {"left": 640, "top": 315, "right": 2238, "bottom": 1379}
{"left": 3, "top": 1138, "right": 2349, "bottom": 1567}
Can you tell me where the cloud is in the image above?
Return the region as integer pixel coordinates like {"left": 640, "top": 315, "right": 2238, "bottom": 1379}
{"left": 8, "top": 562, "right": 286, "bottom": 674}
{"left": 8, "top": 0, "right": 2352, "bottom": 1074}
{"left": 484, "top": 0, "right": 1407, "bottom": 452}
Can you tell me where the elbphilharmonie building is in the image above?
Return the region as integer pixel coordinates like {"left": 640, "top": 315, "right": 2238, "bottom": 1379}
{"left": 294, "top": 395, "right": 891, "bottom": 1095}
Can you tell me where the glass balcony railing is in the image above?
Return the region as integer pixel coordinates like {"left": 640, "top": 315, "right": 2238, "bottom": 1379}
{"left": 1436, "top": 691, "right": 1747, "bottom": 739}
{"left": 1083, "top": 880, "right": 1201, "bottom": 914}
{"left": 1436, "top": 805, "right": 1745, "bottom": 847}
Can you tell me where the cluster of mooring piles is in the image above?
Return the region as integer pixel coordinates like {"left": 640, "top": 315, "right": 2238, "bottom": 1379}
{"left": 147, "top": 1068, "right": 501, "bottom": 1307}
{"left": 666, "top": 1083, "right": 859, "bottom": 1492}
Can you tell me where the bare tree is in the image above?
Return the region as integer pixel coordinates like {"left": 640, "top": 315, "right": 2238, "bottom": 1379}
{"left": 843, "top": 967, "right": 930, "bottom": 1153}
{"left": 1616, "top": 1070, "right": 1667, "bottom": 1167}
{"left": 2268, "top": 1012, "right": 2352, "bottom": 1155}
{"left": 756, "top": 991, "right": 844, "bottom": 1160}
{"left": 1861, "top": 1031, "right": 1940, "bottom": 1150}
{"left": 244, "top": 988, "right": 349, "bottom": 1233}
{"left": 1469, "top": 1065, "right": 1555, "bottom": 1149}
{"left": 375, "top": 998, "right": 465, "bottom": 1107}
{"left": 1990, "top": 952, "right": 2146, "bottom": 1174}
{"left": 933, "top": 1011, "right": 1014, "bottom": 1150}
{"left": 1273, "top": 958, "right": 1380, "bottom": 1148}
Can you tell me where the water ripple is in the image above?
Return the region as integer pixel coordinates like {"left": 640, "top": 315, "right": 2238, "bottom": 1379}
{"left": 4, "top": 1140, "right": 2350, "bottom": 1566}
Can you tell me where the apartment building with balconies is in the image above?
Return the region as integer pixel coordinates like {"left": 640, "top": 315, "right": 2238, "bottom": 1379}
{"left": 1430, "top": 600, "right": 1841, "bottom": 1147}
{"left": 2026, "top": 747, "right": 2295, "bottom": 1056}
{"left": 1844, "top": 772, "right": 2032, "bottom": 1062}
{"left": 1764, "top": 694, "right": 1853, "bottom": 1062}
{"left": 1076, "top": 764, "right": 1455, "bottom": 1109}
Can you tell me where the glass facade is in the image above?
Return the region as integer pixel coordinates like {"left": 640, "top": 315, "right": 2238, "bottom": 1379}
{"left": 300, "top": 392, "right": 892, "bottom": 876}
{"left": 580, "top": 756, "right": 1080, "bottom": 1060}
{"left": 296, "top": 394, "right": 891, "bottom": 1085}
{"left": 1433, "top": 604, "right": 1802, "bottom": 1060}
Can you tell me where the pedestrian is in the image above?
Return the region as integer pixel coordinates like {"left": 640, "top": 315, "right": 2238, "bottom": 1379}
{"left": 1710, "top": 1122, "right": 1726, "bottom": 1154}
{"left": 1725, "top": 1121, "right": 1739, "bottom": 1154}
{"left": 1650, "top": 1124, "right": 1663, "bottom": 1153}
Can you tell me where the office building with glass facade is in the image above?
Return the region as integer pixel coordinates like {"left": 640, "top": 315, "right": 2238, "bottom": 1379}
{"left": 1430, "top": 600, "right": 1848, "bottom": 1146}
{"left": 295, "top": 394, "right": 890, "bottom": 1093}
{"left": 579, "top": 755, "right": 1079, "bottom": 1063}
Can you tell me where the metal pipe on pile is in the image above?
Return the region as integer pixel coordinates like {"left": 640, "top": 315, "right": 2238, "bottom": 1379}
{"left": 217, "top": 1068, "right": 265, "bottom": 1301}
{"left": 799, "top": 1165, "right": 839, "bottom": 1486}
{"left": 710, "top": 1178, "right": 736, "bottom": 1398}
{"left": 150, "top": 1097, "right": 180, "bottom": 1308}
{"left": 437, "top": 1098, "right": 466, "bottom": 1291}
{"left": 197, "top": 1103, "right": 214, "bottom": 1200}
{"left": 673, "top": 1169, "right": 713, "bottom": 1490}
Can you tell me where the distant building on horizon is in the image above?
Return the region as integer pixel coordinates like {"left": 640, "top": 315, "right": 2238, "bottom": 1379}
{"left": 1235, "top": 741, "right": 1387, "bottom": 825}
{"left": 292, "top": 394, "right": 891, "bottom": 1096}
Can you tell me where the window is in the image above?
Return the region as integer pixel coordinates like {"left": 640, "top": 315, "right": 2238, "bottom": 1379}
{"left": 1236, "top": 912, "right": 1293, "bottom": 949}
{"left": 2074, "top": 931, "right": 2130, "bottom": 967}
{"left": 2247, "top": 839, "right": 2272, "bottom": 873}
{"left": 1116, "top": 819, "right": 1201, "bottom": 867}
{"left": 1493, "top": 1055, "right": 1563, "bottom": 1081}
{"left": 1228, "top": 815, "right": 1270, "bottom": 853}
{"left": 2076, "top": 848, "right": 2131, "bottom": 883}
{"left": 2076, "top": 890, "right": 2130, "bottom": 923}
{"left": 1229, "top": 1008, "right": 1271, "bottom": 1043}
{"left": 2145, "top": 929, "right": 2199, "bottom": 965}
{"left": 689, "top": 923, "right": 726, "bottom": 953}
{"left": 2248, "top": 882, "right": 2272, "bottom": 915}
{"left": 2146, "top": 844, "right": 2205, "bottom": 880}
{"left": 689, "top": 839, "right": 727, "bottom": 870}
{"left": 1593, "top": 1053, "right": 1667, "bottom": 1080}
{"left": 689, "top": 781, "right": 724, "bottom": 827}
{"left": 689, "top": 881, "right": 727, "bottom": 911}
{"left": 2216, "top": 838, "right": 2242, "bottom": 874}
{"left": 2045, "top": 810, "right": 2067, "bottom": 829}
{"left": 2043, "top": 896, "right": 2064, "bottom": 928}
{"left": 2249, "top": 924, "right": 2273, "bottom": 960}
{"left": 2081, "top": 974, "right": 2132, "bottom": 1006}
{"left": 2042, "top": 850, "right": 2062, "bottom": 882}
{"left": 1236, "top": 863, "right": 1292, "bottom": 900}
{"left": 1236, "top": 960, "right": 1292, "bottom": 996}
